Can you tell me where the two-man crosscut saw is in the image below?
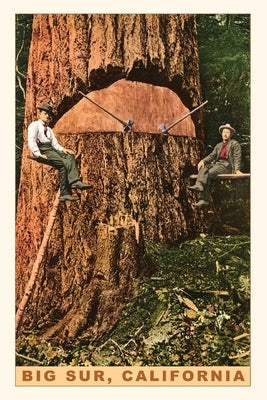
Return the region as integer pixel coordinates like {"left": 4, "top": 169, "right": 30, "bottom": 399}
{"left": 158, "top": 100, "right": 208, "bottom": 135}
{"left": 79, "top": 90, "right": 134, "bottom": 132}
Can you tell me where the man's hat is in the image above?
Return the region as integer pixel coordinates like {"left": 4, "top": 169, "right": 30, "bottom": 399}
{"left": 219, "top": 123, "right": 236, "bottom": 135}
{"left": 38, "top": 103, "right": 54, "bottom": 116}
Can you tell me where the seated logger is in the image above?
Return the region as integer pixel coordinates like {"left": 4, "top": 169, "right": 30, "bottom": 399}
{"left": 188, "top": 123, "right": 244, "bottom": 208}
{"left": 27, "top": 103, "right": 92, "bottom": 202}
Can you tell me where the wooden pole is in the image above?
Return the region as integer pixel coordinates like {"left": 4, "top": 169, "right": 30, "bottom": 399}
{"left": 166, "top": 100, "right": 208, "bottom": 132}
{"left": 190, "top": 173, "right": 250, "bottom": 179}
{"left": 159, "top": 100, "right": 208, "bottom": 134}
{"left": 15, "top": 190, "right": 60, "bottom": 333}
{"left": 79, "top": 90, "right": 127, "bottom": 126}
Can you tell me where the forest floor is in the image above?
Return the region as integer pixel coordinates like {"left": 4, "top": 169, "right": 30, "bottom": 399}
{"left": 16, "top": 234, "right": 250, "bottom": 367}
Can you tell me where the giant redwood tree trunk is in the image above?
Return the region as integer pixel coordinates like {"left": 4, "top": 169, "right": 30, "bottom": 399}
{"left": 16, "top": 14, "right": 207, "bottom": 343}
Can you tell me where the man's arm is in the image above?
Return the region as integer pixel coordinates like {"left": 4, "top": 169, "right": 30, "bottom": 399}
{"left": 197, "top": 143, "right": 220, "bottom": 170}
{"left": 197, "top": 160, "right": 205, "bottom": 170}
{"left": 27, "top": 122, "right": 42, "bottom": 157}
{"left": 49, "top": 129, "right": 63, "bottom": 152}
{"left": 62, "top": 147, "right": 75, "bottom": 155}
{"left": 232, "top": 141, "right": 242, "bottom": 173}
{"left": 49, "top": 129, "right": 74, "bottom": 155}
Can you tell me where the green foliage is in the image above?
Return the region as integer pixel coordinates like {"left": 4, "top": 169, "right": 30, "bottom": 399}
{"left": 15, "top": 14, "right": 33, "bottom": 194}
{"left": 16, "top": 235, "right": 250, "bottom": 367}
{"left": 196, "top": 14, "right": 250, "bottom": 171}
{"left": 211, "top": 178, "right": 250, "bottom": 234}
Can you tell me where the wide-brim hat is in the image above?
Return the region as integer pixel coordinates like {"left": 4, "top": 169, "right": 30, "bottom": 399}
{"left": 38, "top": 103, "right": 54, "bottom": 116}
{"left": 219, "top": 123, "right": 236, "bottom": 135}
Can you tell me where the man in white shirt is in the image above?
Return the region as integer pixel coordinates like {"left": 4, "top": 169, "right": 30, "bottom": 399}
{"left": 28, "top": 103, "right": 92, "bottom": 201}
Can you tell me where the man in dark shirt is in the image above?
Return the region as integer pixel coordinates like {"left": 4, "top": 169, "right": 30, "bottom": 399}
{"left": 188, "top": 123, "right": 243, "bottom": 208}
{"left": 28, "top": 103, "right": 92, "bottom": 202}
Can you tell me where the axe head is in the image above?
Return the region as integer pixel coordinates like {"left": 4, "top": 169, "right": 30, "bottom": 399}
{"left": 123, "top": 119, "right": 134, "bottom": 132}
{"left": 159, "top": 123, "right": 169, "bottom": 135}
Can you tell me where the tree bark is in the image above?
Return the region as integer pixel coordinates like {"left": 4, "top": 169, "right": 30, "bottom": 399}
{"left": 16, "top": 14, "right": 207, "bottom": 343}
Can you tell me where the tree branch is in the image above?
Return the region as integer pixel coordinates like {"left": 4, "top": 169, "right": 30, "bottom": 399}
{"left": 16, "top": 72, "right": 26, "bottom": 100}
{"left": 16, "top": 18, "right": 27, "bottom": 98}
{"left": 16, "top": 351, "right": 43, "bottom": 365}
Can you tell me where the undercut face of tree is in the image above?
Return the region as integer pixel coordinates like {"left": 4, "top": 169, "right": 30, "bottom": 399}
{"left": 16, "top": 14, "right": 207, "bottom": 344}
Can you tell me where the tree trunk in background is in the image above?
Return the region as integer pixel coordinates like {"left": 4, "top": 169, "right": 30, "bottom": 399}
{"left": 16, "top": 14, "right": 207, "bottom": 343}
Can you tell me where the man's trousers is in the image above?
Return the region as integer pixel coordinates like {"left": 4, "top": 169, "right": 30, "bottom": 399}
{"left": 34, "top": 143, "right": 81, "bottom": 196}
{"left": 196, "top": 160, "right": 232, "bottom": 201}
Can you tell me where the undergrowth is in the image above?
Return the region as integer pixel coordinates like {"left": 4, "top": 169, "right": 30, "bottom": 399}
{"left": 16, "top": 234, "right": 250, "bottom": 367}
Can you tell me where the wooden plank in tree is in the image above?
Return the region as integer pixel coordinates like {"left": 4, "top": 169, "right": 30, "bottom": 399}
{"left": 190, "top": 173, "right": 250, "bottom": 180}
{"left": 27, "top": 155, "right": 39, "bottom": 160}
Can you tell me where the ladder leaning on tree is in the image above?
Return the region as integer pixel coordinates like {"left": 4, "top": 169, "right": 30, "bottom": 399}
{"left": 15, "top": 189, "right": 60, "bottom": 333}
